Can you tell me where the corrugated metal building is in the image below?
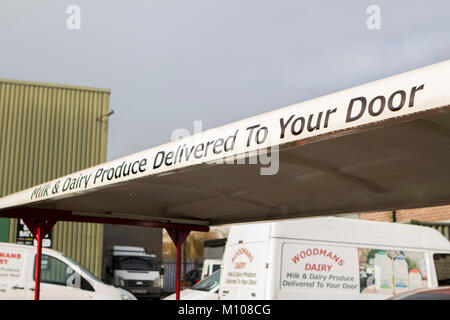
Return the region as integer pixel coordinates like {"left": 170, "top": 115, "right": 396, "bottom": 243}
{"left": 0, "top": 78, "right": 110, "bottom": 277}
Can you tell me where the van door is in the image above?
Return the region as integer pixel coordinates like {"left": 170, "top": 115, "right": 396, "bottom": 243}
{"left": 431, "top": 252, "right": 450, "bottom": 286}
{"left": 221, "top": 242, "right": 268, "bottom": 300}
{"left": 32, "top": 254, "right": 83, "bottom": 300}
{"left": 80, "top": 276, "right": 97, "bottom": 300}
{"left": 0, "top": 246, "right": 28, "bottom": 300}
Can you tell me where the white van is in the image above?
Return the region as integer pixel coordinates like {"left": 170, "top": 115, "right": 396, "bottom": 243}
{"left": 201, "top": 259, "right": 222, "bottom": 281}
{"left": 0, "top": 243, "right": 136, "bottom": 300}
{"left": 219, "top": 217, "right": 450, "bottom": 300}
{"left": 102, "top": 246, "right": 161, "bottom": 299}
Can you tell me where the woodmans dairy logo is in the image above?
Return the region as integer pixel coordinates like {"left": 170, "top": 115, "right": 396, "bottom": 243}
{"left": 232, "top": 247, "right": 254, "bottom": 270}
{"left": 291, "top": 247, "right": 345, "bottom": 272}
{"left": 0, "top": 250, "right": 25, "bottom": 281}
{"left": 282, "top": 244, "right": 359, "bottom": 291}
{"left": 226, "top": 247, "right": 258, "bottom": 286}
{"left": 0, "top": 252, "right": 22, "bottom": 265}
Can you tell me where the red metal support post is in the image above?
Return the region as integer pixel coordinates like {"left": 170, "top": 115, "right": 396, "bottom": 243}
{"left": 34, "top": 225, "right": 42, "bottom": 300}
{"left": 23, "top": 217, "right": 57, "bottom": 300}
{"left": 176, "top": 238, "right": 181, "bottom": 300}
{"left": 1, "top": 207, "right": 210, "bottom": 300}
{"left": 166, "top": 228, "right": 190, "bottom": 300}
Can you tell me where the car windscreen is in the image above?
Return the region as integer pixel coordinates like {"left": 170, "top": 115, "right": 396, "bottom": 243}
{"left": 113, "top": 255, "right": 158, "bottom": 271}
{"left": 63, "top": 254, "right": 101, "bottom": 283}
{"left": 192, "top": 270, "right": 221, "bottom": 292}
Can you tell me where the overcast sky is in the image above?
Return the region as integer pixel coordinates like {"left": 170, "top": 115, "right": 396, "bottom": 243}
{"left": 1, "top": 1, "right": 449, "bottom": 161}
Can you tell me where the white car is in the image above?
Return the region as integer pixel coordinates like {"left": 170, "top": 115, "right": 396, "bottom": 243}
{"left": 0, "top": 243, "right": 136, "bottom": 300}
{"left": 164, "top": 270, "right": 220, "bottom": 300}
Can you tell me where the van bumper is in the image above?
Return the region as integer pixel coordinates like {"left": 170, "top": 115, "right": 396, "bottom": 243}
{"left": 126, "top": 286, "right": 162, "bottom": 299}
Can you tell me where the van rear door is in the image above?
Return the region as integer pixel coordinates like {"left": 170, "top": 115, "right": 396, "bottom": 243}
{"left": 220, "top": 224, "right": 270, "bottom": 300}
{"left": 0, "top": 246, "right": 28, "bottom": 300}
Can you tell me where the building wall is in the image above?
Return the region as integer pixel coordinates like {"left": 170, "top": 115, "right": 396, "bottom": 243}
{"left": 359, "top": 204, "right": 450, "bottom": 223}
{"left": 396, "top": 205, "right": 450, "bottom": 223}
{"left": 0, "top": 218, "right": 9, "bottom": 242}
{"left": 53, "top": 221, "right": 105, "bottom": 277}
{"left": 0, "top": 78, "right": 110, "bottom": 277}
{"left": 359, "top": 211, "right": 396, "bottom": 222}
{"left": 359, "top": 204, "right": 450, "bottom": 243}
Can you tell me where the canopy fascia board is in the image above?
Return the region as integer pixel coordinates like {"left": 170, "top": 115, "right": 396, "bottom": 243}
{"left": 0, "top": 207, "right": 209, "bottom": 232}
{"left": 1, "top": 60, "right": 450, "bottom": 216}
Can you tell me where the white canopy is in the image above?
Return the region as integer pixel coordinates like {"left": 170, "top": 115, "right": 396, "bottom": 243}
{"left": 1, "top": 60, "right": 450, "bottom": 227}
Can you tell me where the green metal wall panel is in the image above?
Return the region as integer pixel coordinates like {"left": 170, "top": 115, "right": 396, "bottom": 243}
{"left": 0, "top": 218, "right": 9, "bottom": 242}
{"left": 52, "top": 221, "right": 104, "bottom": 276}
{"left": 0, "top": 79, "right": 110, "bottom": 277}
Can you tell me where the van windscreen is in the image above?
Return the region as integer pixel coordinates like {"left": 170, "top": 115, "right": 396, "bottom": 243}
{"left": 113, "top": 256, "right": 158, "bottom": 271}
{"left": 192, "top": 270, "right": 221, "bottom": 292}
{"left": 433, "top": 254, "right": 450, "bottom": 286}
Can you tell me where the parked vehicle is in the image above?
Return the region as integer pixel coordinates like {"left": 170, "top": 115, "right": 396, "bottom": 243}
{"left": 102, "top": 246, "right": 161, "bottom": 299}
{"left": 164, "top": 270, "right": 221, "bottom": 300}
{"left": 219, "top": 217, "right": 450, "bottom": 300}
{"left": 203, "top": 238, "right": 226, "bottom": 260}
{"left": 184, "top": 268, "right": 202, "bottom": 285}
{"left": 387, "top": 286, "right": 450, "bottom": 300}
{"left": 201, "top": 259, "right": 222, "bottom": 280}
{"left": 0, "top": 243, "right": 136, "bottom": 300}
